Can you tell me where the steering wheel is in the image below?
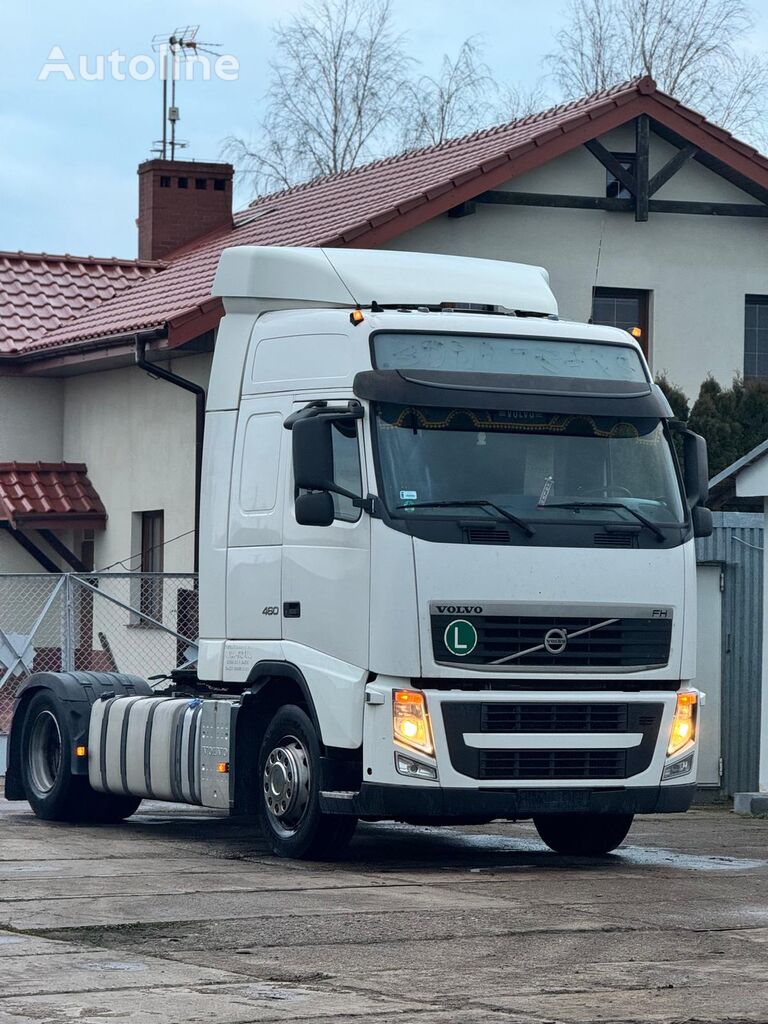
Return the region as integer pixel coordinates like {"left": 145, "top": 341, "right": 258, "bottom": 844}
{"left": 576, "top": 485, "right": 633, "bottom": 498}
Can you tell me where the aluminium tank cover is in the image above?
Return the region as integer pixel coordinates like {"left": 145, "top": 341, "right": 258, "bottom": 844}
{"left": 212, "top": 245, "right": 558, "bottom": 316}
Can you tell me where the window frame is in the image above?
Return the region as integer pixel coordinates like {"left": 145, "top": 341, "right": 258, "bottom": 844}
{"left": 605, "top": 152, "right": 636, "bottom": 200}
{"left": 137, "top": 509, "right": 164, "bottom": 624}
{"left": 591, "top": 287, "right": 650, "bottom": 359}
{"left": 744, "top": 294, "right": 768, "bottom": 380}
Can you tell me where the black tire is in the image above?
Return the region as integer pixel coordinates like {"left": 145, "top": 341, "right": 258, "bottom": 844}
{"left": 257, "top": 704, "right": 357, "bottom": 859}
{"left": 20, "top": 690, "right": 141, "bottom": 824}
{"left": 533, "top": 812, "right": 634, "bottom": 855}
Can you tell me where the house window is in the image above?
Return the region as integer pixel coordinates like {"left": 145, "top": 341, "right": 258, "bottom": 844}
{"left": 139, "top": 510, "right": 164, "bottom": 622}
{"left": 606, "top": 153, "right": 635, "bottom": 199}
{"left": 745, "top": 296, "right": 768, "bottom": 379}
{"left": 592, "top": 287, "right": 649, "bottom": 357}
{"left": 195, "top": 178, "right": 207, "bottom": 190}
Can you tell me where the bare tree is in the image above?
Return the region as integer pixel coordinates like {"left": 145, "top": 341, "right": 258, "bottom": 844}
{"left": 402, "top": 39, "right": 549, "bottom": 150}
{"left": 401, "top": 38, "right": 495, "bottom": 148}
{"left": 549, "top": 0, "right": 768, "bottom": 139}
{"left": 224, "top": 0, "right": 412, "bottom": 192}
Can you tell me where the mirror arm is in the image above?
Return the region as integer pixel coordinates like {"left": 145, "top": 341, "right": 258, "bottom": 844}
{"left": 284, "top": 400, "right": 363, "bottom": 430}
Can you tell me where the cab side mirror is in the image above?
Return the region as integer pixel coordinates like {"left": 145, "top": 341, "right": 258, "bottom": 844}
{"left": 681, "top": 429, "right": 709, "bottom": 508}
{"left": 292, "top": 417, "right": 335, "bottom": 491}
{"left": 691, "top": 505, "right": 713, "bottom": 538}
{"left": 295, "top": 491, "right": 334, "bottom": 527}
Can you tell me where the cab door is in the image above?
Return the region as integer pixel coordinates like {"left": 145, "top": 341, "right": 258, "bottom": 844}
{"left": 281, "top": 400, "right": 371, "bottom": 669}
{"left": 226, "top": 395, "right": 292, "bottom": 639}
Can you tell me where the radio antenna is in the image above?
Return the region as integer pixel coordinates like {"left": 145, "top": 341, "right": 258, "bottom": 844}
{"left": 151, "top": 27, "right": 221, "bottom": 159}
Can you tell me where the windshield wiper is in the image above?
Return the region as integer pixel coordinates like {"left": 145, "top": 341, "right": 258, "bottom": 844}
{"left": 395, "top": 499, "right": 534, "bottom": 537}
{"left": 544, "top": 501, "right": 665, "bottom": 542}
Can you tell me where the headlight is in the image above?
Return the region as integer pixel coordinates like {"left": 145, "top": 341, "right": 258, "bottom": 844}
{"left": 668, "top": 691, "right": 697, "bottom": 756}
{"left": 393, "top": 689, "right": 434, "bottom": 756}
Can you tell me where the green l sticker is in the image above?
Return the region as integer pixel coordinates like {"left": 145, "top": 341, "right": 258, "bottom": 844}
{"left": 444, "top": 619, "right": 478, "bottom": 657}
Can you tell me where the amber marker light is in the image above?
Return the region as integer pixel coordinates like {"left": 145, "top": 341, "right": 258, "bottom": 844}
{"left": 349, "top": 308, "right": 365, "bottom": 325}
{"left": 393, "top": 689, "right": 434, "bottom": 756}
{"left": 668, "top": 691, "right": 697, "bottom": 756}
{"left": 75, "top": 745, "right": 87, "bottom": 758}
{"left": 216, "top": 762, "right": 230, "bottom": 774}
{"left": 630, "top": 326, "right": 642, "bottom": 338}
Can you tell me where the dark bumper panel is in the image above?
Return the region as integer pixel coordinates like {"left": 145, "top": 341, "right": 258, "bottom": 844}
{"left": 320, "top": 782, "right": 696, "bottom": 819}
{"left": 441, "top": 701, "right": 664, "bottom": 781}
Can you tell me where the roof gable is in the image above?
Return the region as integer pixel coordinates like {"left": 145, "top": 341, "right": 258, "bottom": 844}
{"left": 10, "top": 75, "right": 768, "bottom": 358}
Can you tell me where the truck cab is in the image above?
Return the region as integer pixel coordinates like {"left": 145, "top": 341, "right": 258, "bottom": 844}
{"left": 5, "top": 246, "right": 711, "bottom": 859}
{"left": 198, "top": 246, "right": 710, "bottom": 855}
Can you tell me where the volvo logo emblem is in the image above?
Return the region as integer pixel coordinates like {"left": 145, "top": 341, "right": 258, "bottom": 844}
{"left": 543, "top": 628, "right": 568, "bottom": 655}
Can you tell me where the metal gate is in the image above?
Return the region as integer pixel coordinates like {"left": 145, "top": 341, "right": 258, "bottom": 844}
{"left": 0, "top": 573, "right": 198, "bottom": 736}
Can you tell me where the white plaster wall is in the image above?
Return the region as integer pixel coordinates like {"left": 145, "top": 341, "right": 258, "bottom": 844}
{"left": 0, "top": 377, "right": 66, "bottom": 572}
{"left": 383, "top": 127, "right": 768, "bottom": 400}
{"left": 0, "top": 377, "right": 64, "bottom": 461}
{"left": 62, "top": 353, "right": 212, "bottom": 575}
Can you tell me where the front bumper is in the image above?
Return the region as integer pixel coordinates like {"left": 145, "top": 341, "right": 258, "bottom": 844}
{"left": 361, "top": 681, "right": 698, "bottom": 805}
{"left": 320, "top": 782, "right": 697, "bottom": 819}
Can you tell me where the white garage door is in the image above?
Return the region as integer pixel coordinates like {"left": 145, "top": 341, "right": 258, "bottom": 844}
{"left": 694, "top": 564, "right": 723, "bottom": 787}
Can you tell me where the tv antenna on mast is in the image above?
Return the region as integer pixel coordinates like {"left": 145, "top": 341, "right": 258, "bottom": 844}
{"left": 151, "top": 26, "right": 221, "bottom": 160}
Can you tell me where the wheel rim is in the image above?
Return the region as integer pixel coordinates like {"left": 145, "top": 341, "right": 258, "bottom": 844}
{"left": 262, "top": 734, "right": 311, "bottom": 837}
{"left": 28, "top": 710, "right": 62, "bottom": 795}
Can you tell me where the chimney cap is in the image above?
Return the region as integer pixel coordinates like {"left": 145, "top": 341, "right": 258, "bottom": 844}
{"left": 138, "top": 158, "right": 234, "bottom": 176}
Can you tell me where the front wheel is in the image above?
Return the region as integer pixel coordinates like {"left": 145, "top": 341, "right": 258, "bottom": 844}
{"left": 533, "top": 812, "right": 633, "bottom": 855}
{"left": 257, "top": 704, "right": 357, "bottom": 859}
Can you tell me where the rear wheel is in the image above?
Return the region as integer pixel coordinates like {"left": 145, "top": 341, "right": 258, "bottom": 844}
{"left": 21, "top": 690, "right": 141, "bottom": 823}
{"left": 533, "top": 812, "right": 633, "bottom": 855}
{"left": 257, "top": 704, "right": 357, "bottom": 859}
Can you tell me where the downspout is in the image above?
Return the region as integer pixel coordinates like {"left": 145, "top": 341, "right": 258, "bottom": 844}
{"left": 135, "top": 336, "right": 205, "bottom": 573}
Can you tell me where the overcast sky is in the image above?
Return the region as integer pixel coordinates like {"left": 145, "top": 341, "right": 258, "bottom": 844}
{"left": 3, "top": 0, "right": 768, "bottom": 260}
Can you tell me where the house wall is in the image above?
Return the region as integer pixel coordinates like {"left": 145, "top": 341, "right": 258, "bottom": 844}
{"left": 382, "top": 126, "right": 768, "bottom": 401}
{"left": 62, "top": 352, "right": 212, "bottom": 574}
{"left": 0, "top": 376, "right": 67, "bottom": 572}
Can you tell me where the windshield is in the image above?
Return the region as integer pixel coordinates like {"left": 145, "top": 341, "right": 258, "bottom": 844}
{"left": 374, "top": 404, "right": 685, "bottom": 527}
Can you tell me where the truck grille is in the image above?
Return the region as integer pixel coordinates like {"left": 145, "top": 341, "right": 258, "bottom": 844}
{"left": 431, "top": 613, "right": 672, "bottom": 668}
{"left": 479, "top": 749, "right": 626, "bottom": 780}
{"left": 441, "top": 701, "right": 663, "bottom": 782}
{"left": 482, "top": 702, "right": 628, "bottom": 733}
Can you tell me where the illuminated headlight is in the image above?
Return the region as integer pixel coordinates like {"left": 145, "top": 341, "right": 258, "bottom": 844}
{"left": 668, "top": 691, "right": 697, "bottom": 756}
{"left": 393, "top": 689, "right": 434, "bottom": 756}
{"left": 663, "top": 753, "right": 694, "bottom": 781}
{"left": 395, "top": 752, "right": 438, "bottom": 780}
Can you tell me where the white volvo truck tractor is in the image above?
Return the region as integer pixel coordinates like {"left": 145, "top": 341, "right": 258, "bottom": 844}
{"left": 4, "top": 246, "right": 712, "bottom": 859}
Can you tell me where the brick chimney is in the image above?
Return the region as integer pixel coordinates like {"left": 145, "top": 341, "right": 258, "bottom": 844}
{"left": 137, "top": 159, "right": 234, "bottom": 261}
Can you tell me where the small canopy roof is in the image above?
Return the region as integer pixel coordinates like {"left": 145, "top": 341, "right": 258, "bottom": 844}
{"left": 0, "top": 462, "right": 106, "bottom": 530}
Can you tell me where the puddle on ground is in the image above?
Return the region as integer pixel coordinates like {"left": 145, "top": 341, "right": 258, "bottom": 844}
{"left": 456, "top": 833, "right": 767, "bottom": 870}
{"left": 379, "top": 823, "right": 768, "bottom": 871}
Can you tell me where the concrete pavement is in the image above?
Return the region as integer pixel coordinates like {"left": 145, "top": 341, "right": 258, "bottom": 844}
{"left": 1, "top": 792, "right": 767, "bottom": 1023}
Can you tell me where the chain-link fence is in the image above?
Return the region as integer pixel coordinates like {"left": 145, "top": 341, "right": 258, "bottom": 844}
{"left": 0, "top": 574, "right": 198, "bottom": 734}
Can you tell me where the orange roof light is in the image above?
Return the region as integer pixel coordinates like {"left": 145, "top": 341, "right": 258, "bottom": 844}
{"left": 350, "top": 309, "right": 365, "bottom": 326}
{"left": 630, "top": 326, "right": 642, "bottom": 338}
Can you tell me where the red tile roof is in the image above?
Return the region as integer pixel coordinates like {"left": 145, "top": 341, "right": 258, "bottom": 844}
{"left": 9, "top": 75, "right": 768, "bottom": 358}
{"left": 0, "top": 252, "right": 163, "bottom": 354}
{"left": 0, "top": 462, "right": 107, "bottom": 529}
